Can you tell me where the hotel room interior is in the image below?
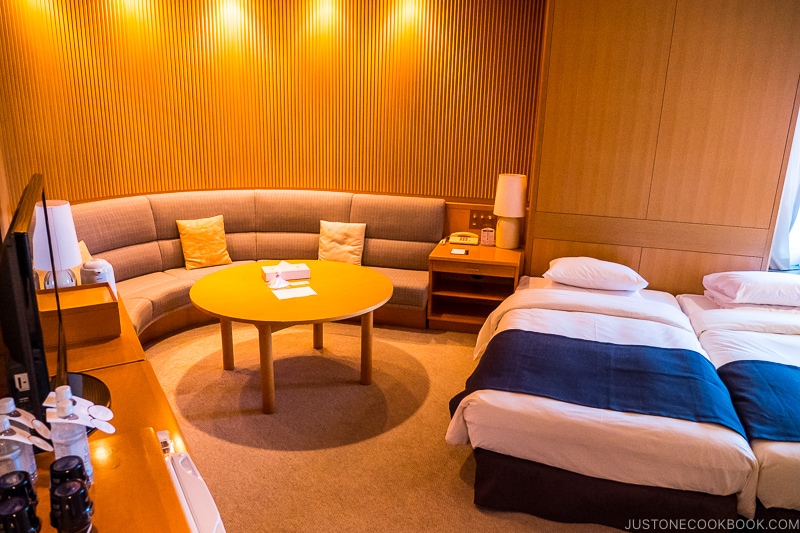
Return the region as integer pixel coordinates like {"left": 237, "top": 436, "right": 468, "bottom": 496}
{"left": 1, "top": 0, "right": 799, "bottom": 532}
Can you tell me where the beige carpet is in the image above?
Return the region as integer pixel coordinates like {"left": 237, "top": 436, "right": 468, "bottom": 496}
{"left": 145, "top": 322, "right": 612, "bottom": 533}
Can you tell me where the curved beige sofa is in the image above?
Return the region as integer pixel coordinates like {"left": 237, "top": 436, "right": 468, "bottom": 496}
{"left": 70, "top": 190, "right": 445, "bottom": 343}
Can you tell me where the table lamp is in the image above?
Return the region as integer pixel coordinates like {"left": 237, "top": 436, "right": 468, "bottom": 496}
{"left": 34, "top": 195, "right": 111, "bottom": 405}
{"left": 493, "top": 174, "right": 527, "bottom": 249}
{"left": 33, "top": 200, "right": 82, "bottom": 289}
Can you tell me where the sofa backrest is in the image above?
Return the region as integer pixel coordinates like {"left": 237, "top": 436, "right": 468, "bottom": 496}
{"left": 350, "top": 194, "right": 444, "bottom": 271}
{"left": 147, "top": 190, "right": 257, "bottom": 268}
{"left": 254, "top": 190, "right": 352, "bottom": 260}
{"left": 72, "top": 196, "right": 162, "bottom": 282}
{"left": 71, "top": 190, "right": 444, "bottom": 280}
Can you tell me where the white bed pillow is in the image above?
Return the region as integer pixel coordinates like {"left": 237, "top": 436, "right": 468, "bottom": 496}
{"left": 703, "top": 271, "right": 800, "bottom": 307}
{"left": 703, "top": 289, "right": 800, "bottom": 314}
{"left": 518, "top": 276, "right": 643, "bottom": 298}
{"left": 543, "top": 256, "right": 648, "bottom": 292}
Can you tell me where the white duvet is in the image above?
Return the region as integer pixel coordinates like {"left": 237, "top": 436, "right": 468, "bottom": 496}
{"left": 447, "top": 281, "right": 758, "bottom": 517}
{"left": 678, "top": 295, "right": 800, "bottom": 512}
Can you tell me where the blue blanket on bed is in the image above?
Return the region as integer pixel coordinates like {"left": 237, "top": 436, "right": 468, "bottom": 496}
{"left": 449, "top": 330, "right": 746, "bottom": 439}
{"left": 716, "top": 360, "right": 800, "bottom": 442}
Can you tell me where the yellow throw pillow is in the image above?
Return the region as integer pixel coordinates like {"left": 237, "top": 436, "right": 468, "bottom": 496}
{"left": 318, "top": 220, "right": 366, "bottom": 265}
{"left": 176, "top": 215, "right": 232, "bottom": 270}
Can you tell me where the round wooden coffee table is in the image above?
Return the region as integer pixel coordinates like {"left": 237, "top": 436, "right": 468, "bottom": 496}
{"left": 190, "top": 260, "right": 393, "bottom": 414}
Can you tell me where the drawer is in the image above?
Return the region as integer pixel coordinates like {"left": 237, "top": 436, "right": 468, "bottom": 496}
{"left": 430, "top": 260, "right": 516, "bottom": 278}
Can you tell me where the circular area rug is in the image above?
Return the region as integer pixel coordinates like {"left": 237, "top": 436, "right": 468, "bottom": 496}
{"left": 146, "top": 322, "right": 608, "bottom": 533}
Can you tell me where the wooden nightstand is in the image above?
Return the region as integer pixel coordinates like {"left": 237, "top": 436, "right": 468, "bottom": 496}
{"left": 428, "top": 243, "right": 523, "bottom": 333}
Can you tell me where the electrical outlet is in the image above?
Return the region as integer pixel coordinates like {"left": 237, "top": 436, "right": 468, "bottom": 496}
{"left": 469, "top": 210, "right": 496, "bottom": 230}
{"left": 14, "top": 373, "right": 30, "bottom": 392}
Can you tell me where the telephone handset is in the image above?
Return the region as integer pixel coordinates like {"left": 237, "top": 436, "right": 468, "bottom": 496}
{"left": 448, "top": 232, "right": 479, "bottom": 246}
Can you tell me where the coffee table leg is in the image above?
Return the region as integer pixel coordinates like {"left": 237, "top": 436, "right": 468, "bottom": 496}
{"left": 220, "top": 318, "right": 235, "bottom": 370}
{"left": 360, "top": 312, "right": 373, "bottom": 385}
{"left": 257, "top": 324, "right": 276, "bottom": 414}
{"left": 313, "top": 322, "right": 323, "bottom": 350}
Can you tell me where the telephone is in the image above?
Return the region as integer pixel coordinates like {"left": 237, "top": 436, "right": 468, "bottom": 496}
{"left": 448, "top": 232, "right": 479, "bottom": 246}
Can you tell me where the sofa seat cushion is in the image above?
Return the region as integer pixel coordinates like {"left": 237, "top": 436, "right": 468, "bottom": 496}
{"left": 350, "top": 194, "right": 444, "bottom": 271}
{"left": 255, "top": 190, "right": 352, "bottom": 232}
{"left": 361, "top": 239, "right": 436, "bottom": 271}
{"left": 148, "top": 190, "right": 257, "bottom": 239}
{"left": 122, "top": 297, "right": 154, "bottom": 335}
{"left": 366, "top": 266, "right": 428, "bottom": 308}
{"left": 257, "top": 233, "right": 320, "bottom": 260}
{"left": 164, "top": 260, "right": 254, "bottom": 282}
{"left": 72, "top": 197, "right": 163, "bottom": 282}
{"left": 72, "top": 196, "right": 158, "bottom": 254}
{"left": 350, "top": 194, "right": 444, "bottom": 242}
{"left": 117, "top": 272, "right": 194, "bottom": 320}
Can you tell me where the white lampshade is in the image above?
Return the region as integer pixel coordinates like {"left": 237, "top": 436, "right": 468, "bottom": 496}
{"left": 493, "top": 174, "right": 527, "bottom": 217}
{"left": 33, "top": 200, "right": 82, "bottom": 272}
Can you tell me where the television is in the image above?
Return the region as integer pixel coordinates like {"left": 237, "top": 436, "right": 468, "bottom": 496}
{"left": 0, "top": 174, "right": 51, "bottom": 422}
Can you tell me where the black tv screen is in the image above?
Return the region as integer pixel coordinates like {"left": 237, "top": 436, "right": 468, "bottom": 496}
{"left": 0, "top": 174, "right": 50, "bottom": 421}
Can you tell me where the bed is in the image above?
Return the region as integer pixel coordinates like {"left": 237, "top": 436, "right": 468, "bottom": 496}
{"left": 446, "top": 258, "right": 758, "bottom": 529}
{"left": 677, "top": 271, "right": 800, "bottom": 520}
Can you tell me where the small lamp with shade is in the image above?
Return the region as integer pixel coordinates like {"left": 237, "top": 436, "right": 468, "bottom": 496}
{"left": 493, "top": 174, "right": 527, "bottom": 249}
{"left": 33, "top": 200, "right": 82, "bottom": 290}
{"left": 32, "top": 196, "right": 111, "bottom": 403}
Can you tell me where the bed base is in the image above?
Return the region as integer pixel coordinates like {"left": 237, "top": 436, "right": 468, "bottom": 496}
{"left": 756, "top": 500, "right": 800, "bottom": 522}
{"left": 473, "top": 447, "right": 738, "bottom": 530}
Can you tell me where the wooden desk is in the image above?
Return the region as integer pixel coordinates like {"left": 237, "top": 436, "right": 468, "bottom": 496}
{"left": 35, "top": 297, "right": 192, "bottom": 532}
{"left": 45, "top": 298, "right": 146, "bottom": 376}
{"left": 190, "top": 260, "right": 393, "bottom": 414}
{"left": 35, "top": 428, "right": 191, "bottom": 533}
{"left": 83, "top": 360, "right": 188, "bottom": 455}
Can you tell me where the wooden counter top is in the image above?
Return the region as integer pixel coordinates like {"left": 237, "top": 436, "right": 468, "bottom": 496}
{"left": 34, "top": 296, "right": 192, "bottom": 532}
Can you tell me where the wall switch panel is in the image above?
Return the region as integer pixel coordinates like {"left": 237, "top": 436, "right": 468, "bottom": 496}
{"left": 469, "top": 210, "right": 496, "bottom": 230}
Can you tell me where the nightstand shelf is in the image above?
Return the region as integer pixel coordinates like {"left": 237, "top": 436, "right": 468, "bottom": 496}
{"left": 428, "top": 244, "right": 523, "bottom": 333}
{"left": 430, "top": 276, "right": 512, "bottom": 302}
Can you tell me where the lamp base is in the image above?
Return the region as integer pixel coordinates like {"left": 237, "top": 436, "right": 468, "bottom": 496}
{"left": 496, "top": 217, "right": 521, "bottom": 249}
{"left": 43, "top": 269, "right": 78, "bottom": 290}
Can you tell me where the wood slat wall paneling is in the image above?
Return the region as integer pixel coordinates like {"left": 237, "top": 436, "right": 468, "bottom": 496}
{"left": 0, "top": 143, "right": 9, "bottom": 234}
{"left": 639, "top": 249, "right": 762, "bottom": 295}
{"left": 0, "top": 0, "right": 546, "bottom": 205}
{"left": 530, "top": 239, "right": 642, "bottom": 277}
{"left": 535, "top": 0, "right": 675, "bottom": 218}
{"left": 647, "top": 0, "right": 800, "bottom": 228}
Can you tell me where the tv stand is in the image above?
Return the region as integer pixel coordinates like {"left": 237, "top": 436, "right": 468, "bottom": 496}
{"left": 39, "top": 298, "right": 193, "bottom": 532}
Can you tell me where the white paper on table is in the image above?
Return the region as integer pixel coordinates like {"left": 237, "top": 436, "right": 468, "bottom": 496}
{"left": 272, "top": 286, "right": 317, "bottom": 300}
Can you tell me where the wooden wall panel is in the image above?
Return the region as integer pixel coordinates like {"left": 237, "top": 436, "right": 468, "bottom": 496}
{"left": 647, "top": 0, "right": 800, "bottom": 227}
{"left": 526, "top": 0, "right": 800, "bottom": 295}
{"left": 639, "top": 249, "right": 762, "bottom": 295}
{"left": 530, "top": 239, "right": 642, "bottom": 276}
{"left": 533, "top": 212, "right": 768, "bottom": 257}
{"left": 444, "top": 201, "right": 489, "bottom": 236}
{"left": 535, "top": 0, "right": 674, "bottom": 218}
{"left": 0, "top": 0, "right": 546, "bottom": 205}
